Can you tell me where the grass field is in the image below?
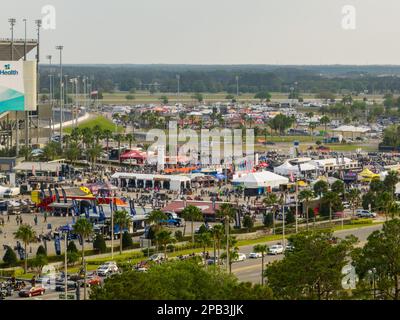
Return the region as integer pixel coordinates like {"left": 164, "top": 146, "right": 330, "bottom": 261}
{"left": 63, "top": 115, "right": 125, "bottom": 134}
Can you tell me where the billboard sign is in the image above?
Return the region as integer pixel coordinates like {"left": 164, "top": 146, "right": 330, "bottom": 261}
{"left": 0, "top": 61, "right": 25, "bottom": 111}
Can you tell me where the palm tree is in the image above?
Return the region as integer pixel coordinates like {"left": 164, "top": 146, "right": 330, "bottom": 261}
{"left": 216, "top": 204, "right": 236, "bottom": 271}
{"left": 15, "top": 224, "right": 37, "bottom": 274}
{"left": 114, "top": 210, "right": 132, "bottom": 255}
{"left": 126, "top": 133, "right": 135, "bottom": 149}
{"left": 299, "top": 189, "right": 314, "bottom": 230}
{"left": 73, "top": 218, "right": 93, "bottom": 300}
{"left": 263, "top": 193, "right": 278, "bottom": 234}
{"left": 211, "top": 224, "right": 224, "bottom": 265}
{"left": 103, "top": 129, "right": 113, "bottom": 151}
{"left": 220, "top": 236, "right": 238, "bottom": 274}
{"left": 147, "top": 210, "right": 168, "bottom": 230}
{"left": 63, "top": 134, "right": 71, "bottom": 149}
{"left": 253, "top": 244, "right": 268, "bottom": 285}
{"left": 319, "top": 116, "right": 331, "bottom": 132}
{"left": 195, "top": 231, "right": 212, "bottom": 264}
{"left": 346, "top": 188, "right": 361, "bottom": 217}
{"left": 322, "top": 191, "right": 340, "bottom": 225}
{"left": 64, "top": 142, "right": 81, "bottom": 162}
{"left": 19, "top": 146, "right": 32, "bottom": 161}
{"left": 92, "top": 124, "right": 104, "bottom": 144}
{"left": 155, "top": 230, "right": 173, "bottom": 259}
{"left": 181, "top": 205, "right": 203, "bottom": 243}
{"left": 87, "top": 144, "right": 103, "bottom": 166}
{"left": 70, "top": 127, "right": 82, "bottom": 144}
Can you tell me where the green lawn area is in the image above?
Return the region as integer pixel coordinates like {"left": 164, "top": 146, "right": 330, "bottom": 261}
{"left": 327, "top": 144, "right": 378, "bottom": 152}
{"left": 64, "top": 115, "right": 125, "bottom": 134}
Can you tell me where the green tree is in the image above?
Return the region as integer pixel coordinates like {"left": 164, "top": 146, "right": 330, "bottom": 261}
{"left": 313, "top": 180, "right": 329, "bottom": 197}
{"left": 331, "top": 180, "right": 345, "bottom": 195}
{"left": 216, "top": 204, "right": 236, "bottom": 271}
{"left": 3, "top": 247, "right": 18, "bottom": 267}
{"left": 211, "top": 224, "right": 224, "bottom": 265}
{"left": 114, "top": 210, "right": 132, "bottom": 255}
{"left": 90, "top": 260, "right": 273, "bottom": 300}
{"left": 253, "top": 244, "right": 268, "bottom": 285}
{"left": 265, "top": 230, "right": 357, "bottom": 300}
{"left": 353, "top": 219, "right": 400, "bottom": 300}
{"left": 36, "top": 245, "right": 47, "bottom": 257}
{"left": 242, "top": 215, "right": 254, "bottom": 232}
{"left": 155, "top": 229, "right": 173, "bottom": 259}
{"left": 15, "top": 224, "right": 37, "bottom": 273}
{"left": 122, "top": 231, "right": 134, "bottom": 250}
{"left": 254, "top": 91, "right": 272, "bottom": 101}
{"left": 299, "top": 189, "right": 315, "bottom": 230}
{"left": 181, "top": 205, "right": 203, "bottom": 243}
{"left": 319, "top": 116, "right": 331, "bottom": 132}
{"left": 93, "top": 234, "right": 107, "bottom": 253}
{"left": 322, "top": 191, "right": 342, "bottom": 223}
{"left": 346, "top": 188, "right": 361, "bottom": 217}
{"left": 195, "top": 231, "right": 212, "bottom": 264}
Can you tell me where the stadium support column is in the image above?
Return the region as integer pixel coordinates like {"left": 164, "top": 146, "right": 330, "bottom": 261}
{"left": 9, "top": 18, "right": 19, "bottom": 155}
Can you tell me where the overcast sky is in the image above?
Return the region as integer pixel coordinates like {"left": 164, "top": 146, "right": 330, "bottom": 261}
{"left": 1, "top": 0, "right": 400, "bottom": 65}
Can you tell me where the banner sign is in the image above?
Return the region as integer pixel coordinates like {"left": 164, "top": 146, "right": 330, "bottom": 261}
{"left": 0, "top": 61, "right": 25, "bottom": 111}
{"left": 54, "top": 234, "right": 61, "bottom": 256}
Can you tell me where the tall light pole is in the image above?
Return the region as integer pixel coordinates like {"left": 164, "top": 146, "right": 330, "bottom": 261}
{"left": 47, "top": 55, "right": 53, "bottom": 139}
{"left": 9, "top": 18, "right": 19, "bottom": 154}
{"left": 56, "top": 46, "right": 64, "bottom": 144}
{"left": 8, "top": 18, "right": 16, "bottom": 60}
{"left": 35, "top": 20, "right": 42, "bottom": 144}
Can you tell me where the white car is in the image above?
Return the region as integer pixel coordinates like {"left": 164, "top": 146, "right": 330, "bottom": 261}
{"left": 97, "top": 261, "right": 119, "bottom": 277}
{"left": 248, "top": 252, "right": 262, "bottom": 259}
{"left": 356, "top": 209, "right": 377, "bottom": 218}
{"left": 269, "top": 245, "right": 284, "bottom": 255}
{"left": 148, "top": 253, "right": 166, "bottom": 262}
{"left": 234, "top": 253, "right": 247, "bottom": 262}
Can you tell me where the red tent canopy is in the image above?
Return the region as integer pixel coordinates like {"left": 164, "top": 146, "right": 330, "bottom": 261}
{"left": 120, "top": 150, "right": 147, "bottom": 160}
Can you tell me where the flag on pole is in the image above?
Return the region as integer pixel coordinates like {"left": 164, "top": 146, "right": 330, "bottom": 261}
{"left": 290, "top": 171, "right": 295, "bottom": 183}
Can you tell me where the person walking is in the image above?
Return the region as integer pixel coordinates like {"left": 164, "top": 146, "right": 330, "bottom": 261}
{"left": 34, "top": 215, "right": 38, "bottom": 226}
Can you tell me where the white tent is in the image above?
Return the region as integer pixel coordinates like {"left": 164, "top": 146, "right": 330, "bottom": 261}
{"left": 274, "top": 162, "right": 296, "bottom": 176}
{"left": 233, "top": 171, "right": 289, "bottom": 189}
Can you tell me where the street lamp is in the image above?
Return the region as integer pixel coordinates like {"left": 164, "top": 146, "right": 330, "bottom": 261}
{"left": 8, "top": 18, "right": 16, "bottom": 60}
{"left": 368, "top": 268, "right": 377, "bottom": 299}
{"left": 56, "top": 45, "right": 64, "bottom": 144}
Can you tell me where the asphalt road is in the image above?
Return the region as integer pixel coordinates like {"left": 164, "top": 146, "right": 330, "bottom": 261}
{"left": 3, "top": 223, "right": 383, "bottom": 300}
{"left": 231, "top": 223, "right": 383, "bottom": 284}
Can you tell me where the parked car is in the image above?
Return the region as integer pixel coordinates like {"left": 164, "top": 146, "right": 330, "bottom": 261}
{"left": 83, "top": 275, "right": 101, "bottom": 287}
{"left": 356, "top": 209, "right": 377, "bottom": 218}
{"left": 269, "top": 244, "right": 284, "bottom": 255}
{"left": 97, "top": 261, "right": 119, "bottom": 277}
{"left": 18, "top": 286, "right": 45, "bottom": 298}
{"left": 55, "top": 281, "right": 77, "bottom": 292}
{"left": 148, "top": 253, "right": 166, "bottom": 262}
{"left": 234, "top": 253, "right": 247, "bottom": 262}
{"left": 249, "top": 252, "right": 262, "bottom": 259}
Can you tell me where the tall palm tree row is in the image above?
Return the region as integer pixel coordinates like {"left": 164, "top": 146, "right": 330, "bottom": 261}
{"left": 113, "top": 210, "right": 132, "bottom": 255}
{"left": 216, "top": 204, "right": 236, "bottom": 272}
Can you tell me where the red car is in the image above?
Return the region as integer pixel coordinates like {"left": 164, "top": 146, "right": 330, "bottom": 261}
{"left": 19, "top": 286, "right": 46, "bottom": 298}
{"left": 83, "top": 275, "right": 101, "bottom": 287}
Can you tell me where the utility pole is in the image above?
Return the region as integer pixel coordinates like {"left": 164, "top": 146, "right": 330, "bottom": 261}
{"left": 236, "top": 75, "right": 239, "bottom": 97}
{"left": 56, "top": 46, "right": 64, "bottom": 144}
